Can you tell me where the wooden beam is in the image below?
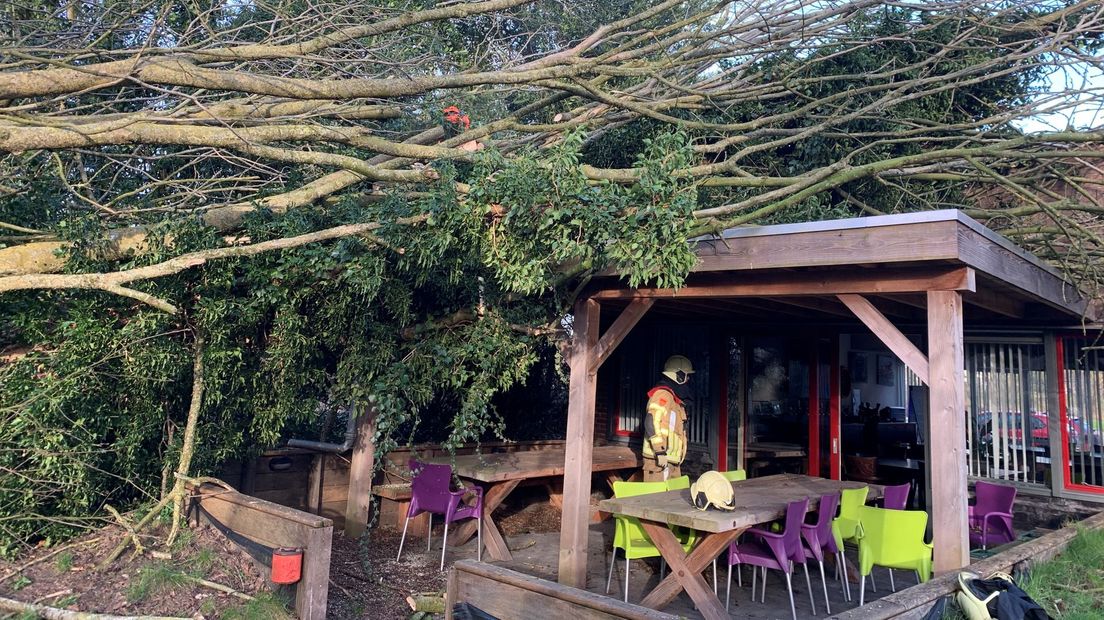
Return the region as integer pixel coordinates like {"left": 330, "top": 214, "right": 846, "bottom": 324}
{"left": 768, "top": 296, "right": 854, "bottom": 318}
{"left": 590, "top": 266, "right": 976, "bottom": 300}
{"left": 963, "top": 285, "right": 1026, "bottom": 318}
{"left": 838, "top": 294, "right": 930, "bottom": 385}
{"left": 343, "top": 407, "right": 376, "bottom": 538}
{"left": 557, "top": 298, "right": 600, "bottom": 588}
{"left": 927, "top": 290, "right": 969, "bottom": 573}
{"left": 590, "top": 298, "right": 653, "bottom": 373}
{"left": 694, "top": 218, "right": 961, "bottom": 272}
{"left": 957, "top": 227, "right": 1086, "bottom": 316}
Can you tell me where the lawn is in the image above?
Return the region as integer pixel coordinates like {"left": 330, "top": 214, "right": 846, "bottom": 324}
{"left": 1021, "top": 527, "right": 1104, "bottom": 620}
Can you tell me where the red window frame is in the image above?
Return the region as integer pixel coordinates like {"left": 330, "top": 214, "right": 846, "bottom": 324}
{"left": 1056, "top": 334, "right": 1104, "bottom": 495}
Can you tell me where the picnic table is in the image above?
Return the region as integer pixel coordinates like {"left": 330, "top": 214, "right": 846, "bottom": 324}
{"left": 431, "top": 445, "right": 642, "bottom": 562}
{"left": 598, "top": 473, "right": 883, "bottom": 620}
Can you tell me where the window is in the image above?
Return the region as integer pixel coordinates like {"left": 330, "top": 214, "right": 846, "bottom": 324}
{"left": 965, "top": 340, "right": 1047, "bottom": 486}
{"left": 1057, "top": 335, "right": 1104, "bottom": 493}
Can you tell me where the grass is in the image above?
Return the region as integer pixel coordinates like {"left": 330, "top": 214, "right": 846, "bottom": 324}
{"left": 1021, "top": 527, "right": 1104, "bottom": 620}
{"left": 53, "top": 551, "right": 73, "bottom": 573}
{"left": 126, "top": 562, "right": 193, "bottom": 603}
{"left": 222, "top": 591, "right": 294, "bottom": 620}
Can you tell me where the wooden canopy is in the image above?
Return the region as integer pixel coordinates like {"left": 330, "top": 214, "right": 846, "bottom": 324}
{"left": 556, "top": 210, "right": 1091, "bottom": 590}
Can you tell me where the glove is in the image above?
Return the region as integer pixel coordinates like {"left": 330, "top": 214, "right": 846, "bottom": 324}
{"left": 656, "top": 453, "right": 668, "bottom": 468}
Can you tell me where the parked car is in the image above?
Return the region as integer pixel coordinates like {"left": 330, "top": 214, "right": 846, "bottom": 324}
{"left": 977, "top": 411, "right": 1101, "bottom": 452}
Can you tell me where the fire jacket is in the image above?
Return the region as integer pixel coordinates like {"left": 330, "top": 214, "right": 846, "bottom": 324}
{"left": 641, "top": 384, "right": 688, "bottom": 465}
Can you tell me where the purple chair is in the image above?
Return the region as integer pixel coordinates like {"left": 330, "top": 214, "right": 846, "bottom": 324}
{"left": 800, "top": 493, "right": 842, "bottom": 612}
{"left": 969, "top": 481, "right": 1016, "bottom": 550}
{"left": 725, "top": 498, "right": 816, "bottom": 620}
{"left": 396, "top": 460, "right": 484, "bottom": 571}
{"left": 882, "top": 482, "right": 910, "bottom": 510}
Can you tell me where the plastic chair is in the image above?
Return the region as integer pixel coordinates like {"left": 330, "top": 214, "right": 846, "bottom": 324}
{"left": 396, "top": 460, "right": 484, "bottom": 571}
{"left": 722, "top": 469, "right": 747, "bottom": 482}
{"left": 855, "top": 505, "right": 932, "bottom": 606}
{"left": 607, "top": 481, "right": 694, "bottom": 603}
{"left": 969, "top": 481, "right": 1017, "bottom": 550}
{"left": 831, "top": 486, "right": 869, "bottom": 551}
{"left": 725, "top": 498, "right": 815, "bottom": 620}
{"left": 882, "top": 482, "right": 911, "bottom": 510}
{"left": 801, "top": 493, "right": 842, "bottom": 612}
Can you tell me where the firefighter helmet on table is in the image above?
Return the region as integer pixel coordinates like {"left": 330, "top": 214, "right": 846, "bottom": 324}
{"left": 689, "top": 470, "right": 736, "bottom": 511}
{"left": 662, "top": 355, "right": 695, "bottom": 385}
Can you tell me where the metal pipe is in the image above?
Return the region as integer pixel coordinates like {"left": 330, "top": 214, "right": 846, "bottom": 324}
{"left": 288, "top": 405, "right": 357, "bottom": 452}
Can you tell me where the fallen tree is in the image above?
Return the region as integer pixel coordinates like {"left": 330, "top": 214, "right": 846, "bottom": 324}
{"left": 1, "top": 0, "right": 1103, "bottom": 555}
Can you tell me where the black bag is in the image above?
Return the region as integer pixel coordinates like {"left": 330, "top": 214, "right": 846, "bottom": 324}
{"left": 957, "top": 571, "right": 1052, "bottom": 620}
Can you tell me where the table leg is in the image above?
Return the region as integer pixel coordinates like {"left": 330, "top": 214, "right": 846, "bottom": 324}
{"left": 637, "top": 521, "right": 743, "bottom": 620}
{"left": 449, "top": 479, "right": 521, "bottom": 562}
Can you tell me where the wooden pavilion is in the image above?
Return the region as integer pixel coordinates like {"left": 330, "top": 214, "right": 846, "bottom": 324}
{"left": 555, "top": 210, "right": 1096, "bottom": 589}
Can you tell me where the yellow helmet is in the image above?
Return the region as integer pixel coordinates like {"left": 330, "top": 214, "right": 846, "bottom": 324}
{"left": 689, "top": 470, "right": 736, "bottom": 511}
{"left": 662, "top": 355, "right": 695, "bottom": 384}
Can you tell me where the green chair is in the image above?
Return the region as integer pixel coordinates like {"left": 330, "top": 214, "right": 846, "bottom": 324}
{"left": 722, "top": 469, "right": 747, "bottom": 482}
{"left": 607, "top": 481, "right": 694, "bottom": 602}
{"left": 832, "top": 486, "right": 869, "bottom": 550}
{"left": 831, "top": 485, "right": 869, "bottom": 599}
{"left": 855, "top": 505, "right": 933, "bottom": 606}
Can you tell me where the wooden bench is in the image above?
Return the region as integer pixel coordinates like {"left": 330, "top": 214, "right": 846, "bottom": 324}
{"left": 187, "top": 483, "right": 331, "bottom": 620}
{"left": 445, "top": 560, "right": 678, "bottom": 620}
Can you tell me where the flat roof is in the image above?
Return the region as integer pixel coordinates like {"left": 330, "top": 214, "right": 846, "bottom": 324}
{"left": 595, "top": 210, "right": 1091, "bottom": 324}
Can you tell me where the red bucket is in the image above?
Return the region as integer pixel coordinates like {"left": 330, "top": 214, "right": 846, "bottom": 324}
{"left": 271, "top": 547, "right": 303, "bottom": 584}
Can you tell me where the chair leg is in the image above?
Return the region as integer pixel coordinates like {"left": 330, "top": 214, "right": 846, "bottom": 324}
{"left": 889, "top": 568, "right": 896, "bottom": 592}
{"left": 818, "top": 560, "right": 831, "bottom": 615}
{"left": 760, "top": 566, "right": 768, "bottom": 603}
{"left": 802, "top": 562, "right": 816, "bottom": 616}
{"left": 726, "top": 563, "right": 733, "bottom": 612}
{"left": 713, "top": 559, "right": 718, "bottom": 594}
{"left": 396, "top": 514, "right": 411, "bottom": 561}
{"left": 440, "top": 520, "right": 449, "bottom": 571}
{"left": 860, "top": 574, "right": 866, "bottom": 607}
{"left": 839, "top": 551, "right": 851, "bottom": 602}
{"left": 751, "top": 563, "right": 758, "bottom": 602}
{"left": 624, "top": 556, "right": 631, "bottom": 604}
{"left": 738, "top": 563, "right": 742, "bottom": 588}
{"left": 427, "top": 514, "right": 433, "bottom": 552}
{"left": 870, "top": 569, "right": 877, "bottom": 592}
{"left": 606, "top": 548, "right": 617, "bottom": 594}
{"left": 660, "top": 558, "right": 666, "bottom": 580}
{"left": 784, "top": 570, "right": 797, "bottom": 620}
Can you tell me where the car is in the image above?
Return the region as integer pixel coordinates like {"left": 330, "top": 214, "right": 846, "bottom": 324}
{"left": 977, "top": 412, "right": 1100, "bottom": 452}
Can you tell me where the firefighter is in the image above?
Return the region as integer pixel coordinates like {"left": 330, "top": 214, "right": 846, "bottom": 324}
{"left": 642, "top": 355, "right": 693, "bottom": 481}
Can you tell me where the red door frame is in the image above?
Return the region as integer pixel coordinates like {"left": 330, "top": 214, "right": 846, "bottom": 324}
{"left": 829, "top": 335, "right": 841, "bottom": 480}
{"left": 1056, "top": 335, "right": 1104, "bottom": 494}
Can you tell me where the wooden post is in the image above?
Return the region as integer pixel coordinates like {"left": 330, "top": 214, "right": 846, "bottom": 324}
{"left": 344, "top": 406, "right": 376, "bottom": 538}
{"left": 927, "top": 290, "right": 969, "bottom": 573}
{"left": 307, "top": 454, "right": 325, "bottom": 515}
{"left": 557, "top": 298, "right": 600, "bottom": 588}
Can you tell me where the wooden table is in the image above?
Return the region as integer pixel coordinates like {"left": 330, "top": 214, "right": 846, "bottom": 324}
{"left": 746, "top": 442, "right": 807, "bottom": 476}
{"left": 598, "top": 474, "right": 882, "bottom": 620}
{"left": 431, "top": 445, "right": 642, "bottom": 562}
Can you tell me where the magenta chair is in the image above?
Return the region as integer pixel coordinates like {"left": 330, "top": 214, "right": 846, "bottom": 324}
{"left": 800, "top": 492, "right": 842, "bottom": 612}
{"left": 725, "top": 498, "right": 816, "bottom": 620}
{"left": 882, "top": 482, "right": 910, "bottom": 510}
{"left": 396, "top": 460, "right": 484, "bottom": 571}
{"left": 969, "top": 481, "right": 1016, "bottom": 550}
